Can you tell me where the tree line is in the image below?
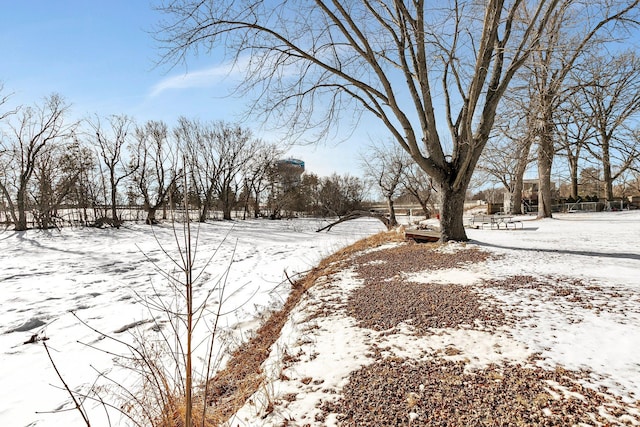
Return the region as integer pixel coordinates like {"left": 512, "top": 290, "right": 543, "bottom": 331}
{"left": 155, "top": 0, "right": 640, "bottom": 241}
{"left": 477, "top": 48, "right": 640, "bottom": 214}
{"left": 0, "top": 90, "right": 372, "bottom": 231}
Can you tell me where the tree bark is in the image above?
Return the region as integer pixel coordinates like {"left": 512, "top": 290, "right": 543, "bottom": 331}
{"left": 602, "top": 137, "right": 613, "bottom": 201}
{"left": 386, "top": 197, "right": 398, "bottom": 227}
{"left": 109, "top": 174, "right": 120, "bottom": 227}
{"left": 568, "top": 153, "right": 580, "bottom": 199}
{"left": 15, "top": 186, "right": 28, "bottom": 231}
{"left": 537, "top": 130, "right": 555, "bottom": 218}
{"left": 439, "top": 184, "right": 468, "bottom": 242}
{"left": 510, "top": 138, "right": 534, "bottom": 214}
{"left": 146, "top": 207, "right": 158, "bottom": 225}
{"left": 220, "top": 185, "right": 234, "bottom": 220}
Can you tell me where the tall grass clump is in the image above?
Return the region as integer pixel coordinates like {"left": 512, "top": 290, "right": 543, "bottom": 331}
{"left": 42, "top": 173, "right": 239, "bottom": 427}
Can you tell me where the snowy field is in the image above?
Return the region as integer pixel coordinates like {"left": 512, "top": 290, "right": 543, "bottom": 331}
{"left": 2, "top": 211, "right": 640, "bottom": 426}
{"left": 0, "top": 218, "right": 387, "bottom": 427}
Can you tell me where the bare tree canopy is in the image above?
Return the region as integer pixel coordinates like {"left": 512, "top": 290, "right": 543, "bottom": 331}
{"left": 572, "top": 51, "right": 640, "bottom": 201}
{"left": 361, "top": 142, "right": 411, "bottom": 227}
{"left": 0, "top": 94, "right": 73, "bottom": 230}
{"left": 155, "top": 0, "right": 576, "bottom": 241}
{"left": 524, "top": 0, "right": 639, "bottom": 218}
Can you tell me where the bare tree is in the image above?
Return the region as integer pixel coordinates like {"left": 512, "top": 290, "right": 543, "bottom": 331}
{"left": 317, "top": 173, "right": 365, "bottom": 217}
{"left": 211, "top": 122, "right": 257, "bottom": 220}
{"left": 155, "top": 0, "right": 564, "bottom": 241}
{"left": 0, "top": 83, "right": 17, "bottom": 224}
{"left": 177, "top": 119, "right": 257, "bottom": 221}
{"left": 571, "top": 51, "right": 640, "bottom": 201}
{"left": 63, "top": 138, "right": 100, "bottom": 224}
{"left": 401, "top": 162, "right": 435, "bottom": 219}
{"left": 176, "top": 117, "right": 220, "bottom": 222}
{"left": 478, "top": 96, "right": 536, "bottom": 214}
{"left": 555, "top": 100, "right": 595, "bottom": 200}
{"left": 132, "top": 120, "right": 182, "bottom": 224}
{"left": 361, "top": 143, "right": 410, "bottom": 227}
{"left": 526, "top": 0, "right": 638, "bottom": 218}
{"left": 31, "top": 137, "right": 89, "bottom": 228}
{"left": 90, "top": 114, "right": 138, "bottom": 227}
{"left": 241, "top": 142, "right": 283, "bottom": 218}
{"left": 0, "top": 82, "right": 17, "bottom": 121}
{"left": 0, "top": 94, "right": 72, "bottom": 230}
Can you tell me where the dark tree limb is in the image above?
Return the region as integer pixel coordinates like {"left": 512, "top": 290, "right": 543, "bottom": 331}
{"left": 316, "top": 210, "right": 392, "bottom": 232}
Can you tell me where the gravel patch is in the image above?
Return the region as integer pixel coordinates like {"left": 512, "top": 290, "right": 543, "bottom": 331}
{"left": 323, "top": 358, "right": 640, "bottom": 426}
{"left": 346, "top": 281, "right": 505, "bottom": 332}
{"left": 352, "top": 244, "right": 492, "bottom": 279}
{"left": 347, "top": 243, "right": 504, "bottom": 333}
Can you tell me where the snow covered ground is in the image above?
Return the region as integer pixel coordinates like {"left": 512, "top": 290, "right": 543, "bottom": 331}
{"left": 0, "top": 217, "right": 387, "bottom": 427}
{"left": 228, "top": 211, "right": 640, "bottom": 426}
{"left": 2, "top": 211, "right": 640, "bottom": 426}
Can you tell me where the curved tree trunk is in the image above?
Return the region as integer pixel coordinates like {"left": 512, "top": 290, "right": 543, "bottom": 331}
{"left": 316, "top": 210, "right": 392, "bottom": 232}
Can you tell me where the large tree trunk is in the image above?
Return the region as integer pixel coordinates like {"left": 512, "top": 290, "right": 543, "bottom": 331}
{"left": 146, "top": 207, "right": 158, "bottom": 225}
{"left": 199, "top": 205, "right": 209, "bottom": 222}
{"left": 511, "top": 138, "right": 534, "bottom": 214}
{"left": 439, "top": 183, "right": 468, "bottom": 242}
{"left": 512, "top": 178, "right": 524, "bottom": 215}
{"left": 419, "top": 201, "right": 430, "bottom": 219}
{"left": 199, "top": 189, "right": 214, "bottom": 222}
{"left": 537, "top": 106, "right": 555, "bottom": 219}
{"left": 537, "top": 132, "right": 554, "bottom": 219}
{"left": 567, "top": 148, "right": 580, "bottom": 200}
{"left": 602, "top": 137, "right": 613, "bottom": 201}
{"left": 221, "top": 185, "right": 234, "bottom": 220}
{"left": 15, "top": 186, "right": 28, "bottom": 231}
{"left": 570, "top": 160, "right": 579, "bottom": 200}
{"left": 222, "top": 206, "right": 232, "bottom": 221}
{"left": 110, "top": 175, "right": 120, "bottom": 227}
{"left": 253, "top": 197, "right": 261, "bottom": 218}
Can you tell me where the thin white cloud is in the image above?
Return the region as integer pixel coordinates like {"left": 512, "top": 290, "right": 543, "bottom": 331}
{"left": 149, "top": 57, "right": 248, "bottom": 97}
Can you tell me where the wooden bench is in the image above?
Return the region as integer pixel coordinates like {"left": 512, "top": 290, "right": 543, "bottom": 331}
{"left": 405, "top": 228, "right": 441, "bottom": 242}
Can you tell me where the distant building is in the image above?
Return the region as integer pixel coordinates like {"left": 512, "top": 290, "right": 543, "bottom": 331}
{"left": 274, "top": 158, "right": 305, "bottom": 191}
{"left": 503, "top": 178, "right": 556, "bottom": 213}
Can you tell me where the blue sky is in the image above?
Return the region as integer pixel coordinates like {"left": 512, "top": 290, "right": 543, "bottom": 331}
{"left": 0, "top": 1, "right": 373, "bottom": 177}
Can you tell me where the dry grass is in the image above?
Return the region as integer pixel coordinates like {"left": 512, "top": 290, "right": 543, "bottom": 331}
{"left": 156, "top": 399, "right": 219, "bottom": 427}
{"left": 201, "top": 229, "right": 406, "bottom": 423}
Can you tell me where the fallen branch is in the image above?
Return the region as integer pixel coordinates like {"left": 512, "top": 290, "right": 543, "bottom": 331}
{"left": 316, "top": 210, "right": 392, "bottom": 232}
